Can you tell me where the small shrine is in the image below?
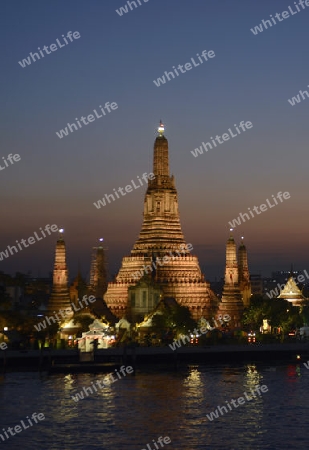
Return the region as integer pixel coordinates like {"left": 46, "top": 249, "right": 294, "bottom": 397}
{"left": 278, "top": 276, "right": 306, "bottom": 306}
{"left": 78, "top": 319, "right": 114, "bottom": 351}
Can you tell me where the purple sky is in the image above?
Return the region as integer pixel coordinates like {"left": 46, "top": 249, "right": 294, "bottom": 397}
{"left": 1, "top": 0, "right": 309, "bottom": 281}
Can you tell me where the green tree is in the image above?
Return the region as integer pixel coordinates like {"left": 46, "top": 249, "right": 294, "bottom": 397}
{"left": 152, "top": 304, "right": 196, "bottom": 336}
{"left": 299, "top": 300, "right": 309, "bottom": 325}
{"left": 242, "top": 294, "right": 302, "bottom": 333}
{"left": 72, "top": 314, "right": 94, "bottom": 332}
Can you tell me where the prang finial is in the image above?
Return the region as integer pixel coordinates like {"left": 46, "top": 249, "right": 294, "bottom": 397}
{"left": 158, "top": 120, "right": 164, "bottom": 136}
{"left": 59, "top": 228, "right": 64, "bottom": 239}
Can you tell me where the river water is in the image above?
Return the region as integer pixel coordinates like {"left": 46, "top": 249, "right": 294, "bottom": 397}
{"left": 0, "top": 361, "right": 308, "bottom": 450}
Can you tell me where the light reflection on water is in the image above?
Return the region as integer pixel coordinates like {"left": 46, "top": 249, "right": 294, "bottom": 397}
{"left": 0, "top": 362, "right": 308, "bottom": 449}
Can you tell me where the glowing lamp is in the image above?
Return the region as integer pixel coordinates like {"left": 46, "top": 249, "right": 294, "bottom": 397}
{"left": 158, "top": 121, "right": 164, "bottom": 135}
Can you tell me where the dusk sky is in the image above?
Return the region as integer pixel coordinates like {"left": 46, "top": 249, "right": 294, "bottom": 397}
{"left": 1, "top": 0, "right": 309, "bottom": 281}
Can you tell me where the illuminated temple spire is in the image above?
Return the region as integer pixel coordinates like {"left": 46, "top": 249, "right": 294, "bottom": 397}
{"left": 218, "top": 230, "right": 244, "bottom": 328}
{"left": 157, "top": 120, "right": 164, "bottom": 136}
{"left": 104, "top": 121, "right": 217, "bottom": 320}
{"left": 48, "top": 229, "right": 73, "bottom": 317}
{"left": 89, "top": 238, "right": 108, "bottom": 299}
{"left": 238, "top": 236, "right": 251, "bottom": 307}
{"left": 132, "top": 121, "right": 184, "bottom": 249}
{"left": 153, "top": 120, "right": 169, "bottom": 178}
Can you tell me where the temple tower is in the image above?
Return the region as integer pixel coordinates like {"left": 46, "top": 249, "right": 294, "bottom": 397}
{"left": 104, "top": 122, "right": 217, "bottom": 320}
{"left": 238, "top": 237, "right": 251, "bottom": 307}
{"left": 132, "top": 122, "right": 185, "bottom": 250}
{"left": 48, "top": 229, "right": 73, "bottom": 317}
{"left": 89, "top": 238, "right": 108, "bottom": 299}
{"left": 278, "top": 267, "right": 306, "bottom": 306}
{"left": 218, "top": 231, "right": 244, "bottom": 328}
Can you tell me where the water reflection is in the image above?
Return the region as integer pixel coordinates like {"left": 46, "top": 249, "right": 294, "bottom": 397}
{"left": 0, "top": 364, "right": 308, "bottom": 449}
{"left": 244, "top": 363, "right": 262, "bottom": 390}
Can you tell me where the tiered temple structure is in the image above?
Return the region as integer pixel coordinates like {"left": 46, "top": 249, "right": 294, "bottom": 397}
{"left": 104, "top": 122, "right": 217, "bottom": 320}
{"left": 278, "top": 270, "right": 306, "bottom": 306}
{"left": 238, "top": 237, "right": 251, "bottom": 307}
{"left": 89, "top": 239, "right": 108, "bottom": 299}
{"left": 48, "top": 229, "right": 73, "bottom": 317}
{"left": 218, "top": 231, "right": 245, "bottom": 328}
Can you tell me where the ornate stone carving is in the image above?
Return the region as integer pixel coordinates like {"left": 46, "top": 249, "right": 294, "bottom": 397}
{"left": 104, "top": 124, "right": 216, "bottom": 320}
